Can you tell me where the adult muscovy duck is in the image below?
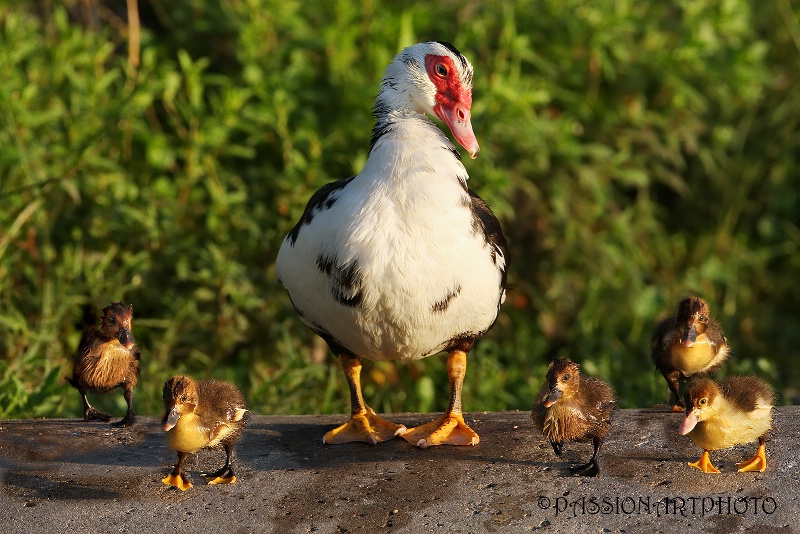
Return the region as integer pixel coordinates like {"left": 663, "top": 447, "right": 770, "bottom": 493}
{"left": 276, "top": 41, "right": 507, "bottom": 448}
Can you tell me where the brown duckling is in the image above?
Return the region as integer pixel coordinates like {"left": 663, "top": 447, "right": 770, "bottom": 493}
{"left": 651, "top": 296, "right": 729, "bottom": 412}
{"left": 161, "top": 376, "right": 248, "bottom": 491}
{"left": 68, "top": 302, "right": 140, "bottom": 427}
{"left": 678, "top": 375, "right": 774, "bottom": 473}
{"left": 531, "top": 357, "right": 616, "bottom": 477}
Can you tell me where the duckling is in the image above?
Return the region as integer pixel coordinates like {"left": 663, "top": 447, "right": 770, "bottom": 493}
{"left": 678, "top": 375, "right": 774, "bottom": 473}
{"left": 531, "top": 358, "right": 616, "bottom": 477}
{"left": 68, "top": 302, "right": 140, "bottom": 427}
{"left": 161, "top": 376, "right": 248, "bottom": 491}
{"left": 651, "top": 296, "right": 729, "bottom": 412}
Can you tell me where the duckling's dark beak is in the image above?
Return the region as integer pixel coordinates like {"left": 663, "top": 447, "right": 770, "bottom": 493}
{"left": 162, "top": 407, "right": 181, "bottom": 431}
{"left": 680, "top": 325, "right": 697, "bottom": 347}
{"left": 117, "top": 328, "right": 135, "bottom": 350}
{"left": 543, "top": 387, "right": 562, "bottom": 408}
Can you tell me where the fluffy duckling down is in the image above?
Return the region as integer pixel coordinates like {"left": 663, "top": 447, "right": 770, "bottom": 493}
{"left": 161, "top": 376, "right": 248, "bottom": 491}
{"left": 678, "top": 375, "right": 774, "bottom": 473}
{"left": 651, "top": 296, "right": 729, "bottom": 412}
{"left": 68, "top": 302, "right": 140, "bottom": 427}
{"left": 531, "top": 358, "right": 616, "bottom": 477}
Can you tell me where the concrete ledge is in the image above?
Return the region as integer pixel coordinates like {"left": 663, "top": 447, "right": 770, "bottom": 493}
{"left": 0, "top": 408, "right": 797, "bottom": 532}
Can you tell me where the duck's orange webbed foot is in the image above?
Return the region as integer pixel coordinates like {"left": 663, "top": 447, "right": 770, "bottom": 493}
{"left": 737, "top": 440, "right": 767, "bottom": 473}
{"left": 671, "top": 404, "right": 685, "bottom": 413}
{"left": 688, "top": 450, "right": 720, "bottom": 474}
{"left": 400, "top": 412, "right": 479, "bottom": 448}
{"left": 162, "top": 473, "right": 193, "bottom": 491}
{"left": 323, "top": 407, "right": 406, "bottom": 445}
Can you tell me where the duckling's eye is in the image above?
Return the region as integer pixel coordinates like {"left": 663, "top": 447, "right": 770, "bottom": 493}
{"left": 181, "top": 395, "right": 187, "bottom": 402}
{"left": 107, "top": 317, "right": 116, "bottom": 325}
{"left": 699, "top": 398, "right": 707, "bottom": 405}
{"left": 436, "top": 63, "right": 448, "bottom": 77}
{"left": 561, "top": 373, "right": 570, "bottom": 382}
{"left": 698, "top": 314, "right": 707, "bottom": 322}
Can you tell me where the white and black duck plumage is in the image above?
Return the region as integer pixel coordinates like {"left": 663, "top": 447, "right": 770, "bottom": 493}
{"left": 276, "top": 41, "right": 507, "bottom": 447}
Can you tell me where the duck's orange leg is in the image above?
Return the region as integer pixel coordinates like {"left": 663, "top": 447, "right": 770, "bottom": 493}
{"left": 736, "top": 436, "right": 767, "bottom": 473}
{"left": 688, "top": 449, "right": 720, "bottom": 473}
{"left": 323, "top": 355, "right": 406, "bottom": 445}
{"left": 401, "top": 350, "right": 479, "bottom": 448}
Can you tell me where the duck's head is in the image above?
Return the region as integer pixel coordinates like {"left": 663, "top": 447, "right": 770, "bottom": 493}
{"left": 162, "top": 376, "right": 199, "bottom": 431}
{"left": 375, "top": 41, "right": 479, "bottom": 158}
{"left": 100, "top": 302, "right": 135, "bottom": 349}
{"left": 678, "top": 376, "right": 720, "bottom": 435}
{"left": 541, "top": 357, "right": 581, "bottom": 408}
{"left": 676, "top": 296, "right": 710, "bottom": 348}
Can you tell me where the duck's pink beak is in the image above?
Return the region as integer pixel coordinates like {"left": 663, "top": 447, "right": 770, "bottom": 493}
{"left": 678, "top": 410, "right": 699, "bottom": 435}
{"left": 434, "top": 100, "right": 480, "bottom": 159}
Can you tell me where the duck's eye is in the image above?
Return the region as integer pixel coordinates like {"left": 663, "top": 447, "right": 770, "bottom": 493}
{"left": 699, "top": 398, "right": 707, "bottom": 405}
{"left": 561, "top": 373, "right": 570, "bottom": 382}
{"left": 436, "top": 63, "right": 448, "bottom": 77}
{"left": 107, "top": 317, "right": 116, "bottom": 325}
{"left": 698, "top": 314, "right": 707, "bottom": 322}
{"left": 181, "top": 395, "right": 187, "bottom": 402}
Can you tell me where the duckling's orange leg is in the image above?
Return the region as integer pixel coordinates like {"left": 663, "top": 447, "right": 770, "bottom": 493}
{"left": 323, "top": 354, "right": 406, "bottom": 444}
{"left": 736, "top": 435, "right": 767, "bottom": 473}
{"left": 203, "top": 443, "right": 238, "bottom": 484}
{"left": 401, "top": 349, "right": 479, "bottom": 448}
{"left": 688, "top": 450, "right": 720, "bottom": 474}
{"left": 162, "top": 452, "right": 193, "bottom": 491}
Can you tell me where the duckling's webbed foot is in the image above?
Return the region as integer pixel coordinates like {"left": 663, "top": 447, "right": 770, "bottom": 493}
{"left": 202, "top": 466, "right": 237, "bottom": 485}
{"left": 736, "top": 436, "right": 767, "bottom": 473}
{"left": 570, "top": 436, "right": 602, "bottom": 476}
{"left": 550, "top": 440, "right": 563, "bottom": 457}
{"left": 570, "top": 459, "right": 599, "bottom": 477}
{"left": 111, "top": 414, "right": 135, "bottom": 428}
{"left": 688, "top": 449, "right": 720, "bottom": 474}
{"left": 84, "top": 407, "right": 112, "bottom": 422}
{"left": 163, "top": 452, "right": 193, "bottom": 490}
{"left": 202, "top": 444, "right": 238, "bottom": 484}
{"left": 162, "top": 472, "right": 193, "bottom": 491}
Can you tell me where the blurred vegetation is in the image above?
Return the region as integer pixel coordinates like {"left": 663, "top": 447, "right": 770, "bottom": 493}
{"left": 1, "top": 0, "right": 798, "bottom": 420}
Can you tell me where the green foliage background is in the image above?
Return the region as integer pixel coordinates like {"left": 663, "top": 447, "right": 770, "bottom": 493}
{"left": 1, "top": 0, "right": 798, "bottom": 419}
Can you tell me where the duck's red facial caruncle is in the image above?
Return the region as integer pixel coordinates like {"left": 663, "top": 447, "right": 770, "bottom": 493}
{"left": 425, "top": 54, "right": 479, "bottom": 159}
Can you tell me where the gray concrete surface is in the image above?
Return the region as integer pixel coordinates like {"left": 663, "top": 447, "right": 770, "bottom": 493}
{"left": 0, "top": 408, "right": 796, "bottom": 533}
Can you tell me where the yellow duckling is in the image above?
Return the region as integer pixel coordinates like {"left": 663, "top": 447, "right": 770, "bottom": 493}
{"left": 161, "top": 376, "right": 248, "bottom": 490}
{"left": 531, "top": 358, "right": 616, "bottom": 477}
{"left": 678, "top": 375, "right": 774, "bottom": 473}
